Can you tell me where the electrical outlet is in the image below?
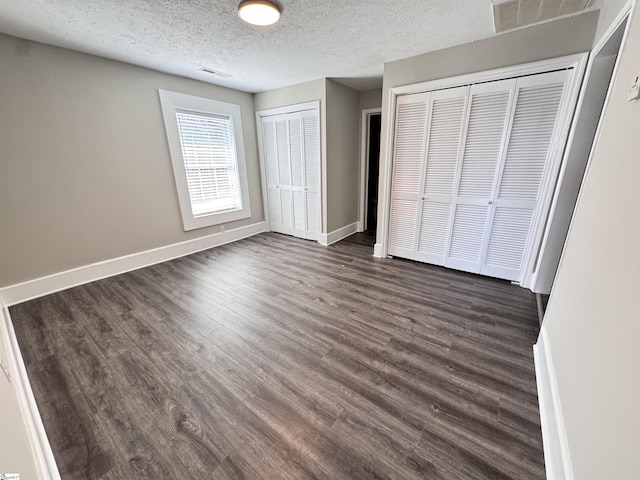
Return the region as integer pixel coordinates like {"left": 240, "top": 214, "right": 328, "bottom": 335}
{"left": 220, "top": 225, "right": 225, "bottom": 234}
{"left": 0, "top": 357, "right": 10, "bottom": 383}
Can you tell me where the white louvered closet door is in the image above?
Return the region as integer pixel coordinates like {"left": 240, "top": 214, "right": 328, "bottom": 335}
{"left": 260, "top": 107, "right": 321, "bottom": 241}
{"left": 276, "top": 115, "right": 295, "bottom": 232}
{"left": 480, "top": 70, "right": 570, "bottom": 281}
{"left": 301, "top": 110, "right": 321, "bottom": 240}
{"left": 415, "top": 86, "right": 469, "bottom": 264}
{"left": 388, "top": 68, "right": 572, "bottom": 284}
{"left": 288, "top": 115, "right": 306, "bottom": 237}
{"left": 444, "top": 79, "right": 516, "bottom": 274}
{"left": 262, "top": 117, "right": 283, "bottom": 228}
{"left": 388, "top": 93, "right": 429, "bottom": 258}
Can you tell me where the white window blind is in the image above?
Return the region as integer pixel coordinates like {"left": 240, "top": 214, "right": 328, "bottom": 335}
{"left": 175, "top": 110, "right": 242, "bottom": 217}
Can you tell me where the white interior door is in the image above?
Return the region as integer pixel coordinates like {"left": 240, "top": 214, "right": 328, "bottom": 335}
{"left": 481, "top": 70, "right": 570, "bottom": 281}
{"left": 262, "top": 118, "right": 282, "bottom": 227}
{"left": 259, "top": 107, "right": 321, "bottom": 241}
{"left": 302, "top": 110, "right": 321, "bottom": 240}
{"left": 388, "top": 69, "right": 573, "bottom": 284}
{"left": 444, "top": 79, "right": 516, "bottom": 274}
{"left": 276, "top": 116, "right": 294, "bottom": 233}
{"left": 415, "top": 86, "right": 469, "bottom": 265}
{"left": 388, "top": 92, "right": 429, "bottom": 258}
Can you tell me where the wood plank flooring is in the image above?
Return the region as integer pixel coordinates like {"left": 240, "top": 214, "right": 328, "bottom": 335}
{"left": 9, "top": 232, "right": 545, "bottom": 479}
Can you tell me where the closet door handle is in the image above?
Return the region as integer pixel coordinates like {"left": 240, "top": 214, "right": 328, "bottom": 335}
{"left": 488, "top": 200, "right": 493, "bottom": 205}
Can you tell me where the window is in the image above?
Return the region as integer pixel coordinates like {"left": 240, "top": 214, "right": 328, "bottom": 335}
{"left": 159, "top": 90, "right": 251, "bottom": 231}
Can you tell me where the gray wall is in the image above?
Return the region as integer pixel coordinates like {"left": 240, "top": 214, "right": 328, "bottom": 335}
{"left": 376, "top": 10, "right": 599, "bottom": 248}
{"left": 325, "top": 80, "right": 360, "bottom": 232}
{"left": 0, "top": 34, "right": 264, "bottom": 287}
{"left": 254, "top": 78, "right": 326, "bottom": 112}
{"left": 543, "top": 3, "right": 640, "bottom": 478}
{"left": 358, "top": 88, "right": 382, "bottom": 111}
{"left": 382, "top": 11, "right": 598, "bottom": 90}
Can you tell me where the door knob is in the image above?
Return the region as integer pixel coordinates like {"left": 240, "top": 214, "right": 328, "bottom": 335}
{"left": 488, "top": 201, "right": 493, "bottom": 205}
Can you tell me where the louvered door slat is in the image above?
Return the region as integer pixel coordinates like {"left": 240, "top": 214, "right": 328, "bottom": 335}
{"left": 281, "top": 189, "right": 293, "bottom": 228}
{"left": 293, "top": 190, "right": 305, "bottom": 230}
{"left": 262, "top": 120, "right": 279, "bottom": 185}
{"left": 446, "top": 204, "right": 489, "bottom": 273}
{"left": 458, "top": 85, "right": 513, "bottom": 198}
{"left": 261, "top": 115, "right": 285, "bottom": 233}
{"left": 388, "top": 93, "right": 429, "bottom": 256}
{"left": 444, "top": 79, "right": 515, "bottom": 274}
{"left": 416, "top": 87, "right": 468, "bottom": 264}
{"left": 289, "top": 117, "right": 304, "bottom": 188}
{"left": 498, "top": 83, "right": 564, "bottom": 200}
{"left": 276, "top": 119, "right": 291, "bottom": 186}
{"left": 423, "top": 95, "right": 466, "bottom": 196}
{"left": 484, "top": 207, "right": 534, "bottom": 270}
{"left": 268, "top": 187, "right": 282, "bottom": 227}
{"left": 302, "top": 110, "right": 321, "bottom": 239}
{"left": 482, "top": 71, "right": 569, "bottom": 281}
{"left": 392, "top": 100, "right": 428, "bottom": 195}
{"left": 417, "top": 202, "right": 452, "bottom": 262}
{"left": 389, "top": 199, "right": 418, "bottom": 251}
{"left": 305, "top": 192, "right": 320, "bottom": 236}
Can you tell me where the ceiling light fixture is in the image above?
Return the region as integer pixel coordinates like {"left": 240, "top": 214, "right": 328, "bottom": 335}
{"left": 238, "top": 0, "right": 282, "bottom": 26}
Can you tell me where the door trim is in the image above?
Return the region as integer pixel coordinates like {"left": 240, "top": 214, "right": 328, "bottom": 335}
{"left": 378, "top": 53, "right": 589, "bottom": 290}
{"left": 531, "top": 4, "right": 634, "bottom": 294}
{"left": 359, "top": 107, "right": 382, "bottom": 232}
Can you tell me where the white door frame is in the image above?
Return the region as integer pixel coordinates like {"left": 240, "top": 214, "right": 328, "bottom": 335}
{"left": 255, "top": 101, "right": 321, "bottom": 234}
{"left": 377, "top": 53, "right": 588, "bottom": 289}
{"left": 358, "top": 107, "right": 382, "bottom": 232}
{"left": 531, "top": 3, "right": 633, "bottom": 294}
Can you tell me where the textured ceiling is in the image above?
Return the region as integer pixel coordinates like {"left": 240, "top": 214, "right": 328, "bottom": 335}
{"left": 0, "top": 0, "right": 604, "bottom": 93}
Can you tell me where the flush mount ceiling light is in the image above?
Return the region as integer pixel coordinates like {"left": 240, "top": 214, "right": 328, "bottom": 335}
{"left": 238, "top": 0, "right": 282, "bottom": 26}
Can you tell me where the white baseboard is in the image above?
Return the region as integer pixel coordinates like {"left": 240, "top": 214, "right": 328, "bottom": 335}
{"left": 356, "top": 221, "right": 364, "bottom": 233}
{"left": 373, "top": 243, "right": 384, "bottom": 258}
{"left": 534, "top": 327, "right": 573, "bottom": 480}
{"left": 0, "top": 222, "right": 266, "bottom": 306}
{"left": 1, "top": 304, "right": 60, "bottom": 479}
{"left": 319, "top": 222, "right": 358, "bottom": 246}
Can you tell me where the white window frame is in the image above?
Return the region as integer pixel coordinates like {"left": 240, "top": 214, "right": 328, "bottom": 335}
{"left": 159, "top": 89, "right": 251, "bottom": 231}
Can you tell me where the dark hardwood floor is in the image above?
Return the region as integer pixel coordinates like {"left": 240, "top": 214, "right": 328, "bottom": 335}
{"left": 10, "top": 232, "right": 544, "bottom": 479}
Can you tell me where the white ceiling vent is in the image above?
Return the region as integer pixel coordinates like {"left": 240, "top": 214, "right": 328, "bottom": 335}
{"left": 492, "top": 0, "right": 591, "bottom": 33}
{"left": 199, "top": 67, "right": 232, "bottom": 78}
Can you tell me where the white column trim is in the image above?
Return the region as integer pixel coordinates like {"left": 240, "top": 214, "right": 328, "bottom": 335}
{"left": 534, "top": 327, "right": 574, "bottom": 480}
{"left": 1, "top": 303, "right": 61, "bottom": 479}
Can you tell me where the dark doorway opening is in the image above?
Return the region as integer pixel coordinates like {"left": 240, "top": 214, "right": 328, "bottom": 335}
{"left": 366, "top": 113, "right": 381, "bottom": 235}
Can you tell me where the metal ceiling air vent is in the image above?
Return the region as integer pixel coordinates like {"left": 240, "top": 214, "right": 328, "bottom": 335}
{"left": 199, "top": 67, "right": 233, "bottom": 78}
{"left": 492, "top": 0, "right": 591, "bottom": 33}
